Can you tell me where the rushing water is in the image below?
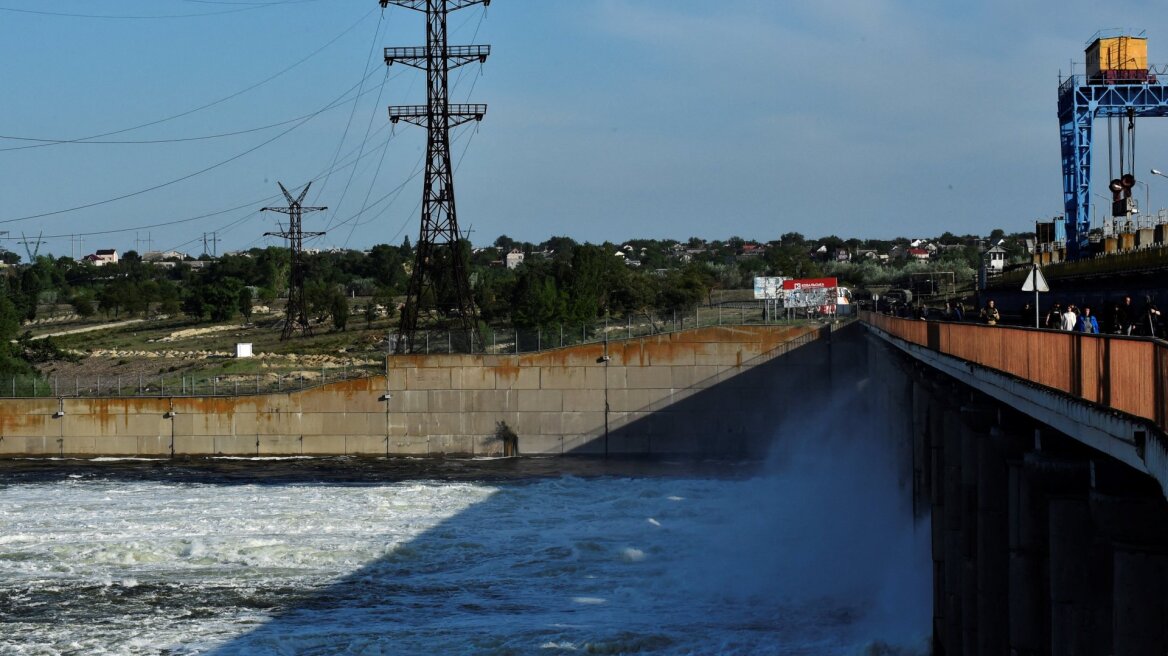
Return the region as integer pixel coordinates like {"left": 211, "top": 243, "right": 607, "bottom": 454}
{"left": 0, "top": 441, "right": 930, "bottom": 655}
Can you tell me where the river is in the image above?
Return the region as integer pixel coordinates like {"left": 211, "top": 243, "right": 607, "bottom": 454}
{"left": 0, "top": 440, "right": 929, "bottom": 655}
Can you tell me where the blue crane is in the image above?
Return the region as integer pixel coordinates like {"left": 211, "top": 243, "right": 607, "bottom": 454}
{"left": 1059, "top": 33, "right": 1168, "bottom": 259}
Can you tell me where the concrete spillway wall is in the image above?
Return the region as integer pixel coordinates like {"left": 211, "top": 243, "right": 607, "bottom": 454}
{"left": 0, "top": 324, "right": 839, "bottom": 458}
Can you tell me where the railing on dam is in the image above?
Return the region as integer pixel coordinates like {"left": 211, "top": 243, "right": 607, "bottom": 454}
{"left": 409, "top": 305, "right": 847, "bottom": 355}
{"left": 10, "top": 314, "right": 849, "bottom": 400}
{"left": 863, "top": 311, "right": 1168, "bottom": 436}
{"left": 1, "top": 366, "right": 380, "bottom": 400}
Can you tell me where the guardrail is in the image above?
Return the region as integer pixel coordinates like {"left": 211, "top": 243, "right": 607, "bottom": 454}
{"left": 862, "top": 311, "right": 1168, "bottom": 436}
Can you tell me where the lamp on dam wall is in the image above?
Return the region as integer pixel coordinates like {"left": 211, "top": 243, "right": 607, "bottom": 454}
{"left": 597, "top": 352, "right": 611, "bottom": 457}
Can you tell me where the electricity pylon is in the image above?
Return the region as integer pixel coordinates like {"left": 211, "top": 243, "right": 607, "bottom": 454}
{"left": 262, "top": 182, "right": 326, "bottom": 340}
{"left": 380, "top": 0, "right": 490, "bottom": 354}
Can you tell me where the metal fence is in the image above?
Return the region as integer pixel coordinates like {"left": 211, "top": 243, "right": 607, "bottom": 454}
{"left": 9, "top": 302, "right": 844, "bottom": 398}
{"left": 396, "top": 303, "right": 848, "bottom": 355}
{"left": 4, "top": 365, "right": 382, "bottom": 399}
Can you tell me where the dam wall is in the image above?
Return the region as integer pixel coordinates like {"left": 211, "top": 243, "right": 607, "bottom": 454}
{"left": 0, "top": 324, "right": 848, "bottom": 458}
{"left": 867, "top": 322, "right": 1168, "bottom": 654}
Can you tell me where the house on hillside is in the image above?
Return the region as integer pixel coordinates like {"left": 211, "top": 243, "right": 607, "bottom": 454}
{"left": 505, "top": 249, "right": 525, "bottom": 269}
{"left": 84, "top": 249, "right": 119, "bottom": 266}
{"left": 142, "top": 250, "right": 186, "bottom": 262}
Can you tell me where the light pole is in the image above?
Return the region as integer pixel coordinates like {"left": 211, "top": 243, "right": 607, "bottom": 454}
{"left": 1151, "top": 168, "right": 1168, "bottom": 218}
{"left": 1134, "top": 179, "right": 1149, "bottom": 217}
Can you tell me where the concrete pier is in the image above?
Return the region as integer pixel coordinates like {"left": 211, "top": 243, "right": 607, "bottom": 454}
{"left": 879, "top": 330, "right": 1168, "bottom": 655}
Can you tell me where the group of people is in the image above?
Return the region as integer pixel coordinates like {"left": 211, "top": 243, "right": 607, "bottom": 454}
{"left": 1032, "top": 302, "right": 1102, "bottom": 333}
{"left": 911, "top": 295, "right": 1163, "bottom": 337}
{"left": 1031, "top": 296, "right": 1162, "bottom": 336}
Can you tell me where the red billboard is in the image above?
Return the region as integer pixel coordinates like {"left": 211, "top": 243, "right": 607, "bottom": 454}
{"left": 782, "top": 277, "right": 839, "bottom": 312}
{"left": 781, "top": 277, "right": 838, "bottom": 291}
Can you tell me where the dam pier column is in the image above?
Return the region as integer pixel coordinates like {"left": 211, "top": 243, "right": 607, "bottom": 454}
{"left": 974, "top": 420, "right": 1009, "bottom": 654}
{"left": 1112, "top": 542, "right": 1168, "bottom": 653}
{"left": 925, "top": 396, "right": 1008, "bottom": 655}
{"left": 1090, "top": 468, "right": 1168, "bottom": 654}
{"left": 1008, "top": 450, "right": 1050, "bottom": 655}
{"left": 938, "top": 403, "right": 964, "bottom": 654}
{"left": 1048, "top": 491, "right": 1112, "bottom": 654}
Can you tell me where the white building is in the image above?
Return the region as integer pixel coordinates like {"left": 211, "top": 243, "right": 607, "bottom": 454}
{"left": 505, "top": 249, "right": 525, "bottom": 269}
{"left": 84, "top": 249, "right": 119, "bottom": 266}
{"left": 143, "top": 250, "right": 186, "bottom": 262}
{"left": 983, "top": 245, "right": 1007, "bottom": 275}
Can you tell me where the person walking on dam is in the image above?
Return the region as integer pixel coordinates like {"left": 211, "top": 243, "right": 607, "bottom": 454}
{"left": 1076, "top": 306, "right": 1100, "bottom": 333}
{"left": 1045, "top": 303, "right": 1063, "bottom": 330}
{"left": 1115, "top": 296, "right": 1135, "bottom": 334}
{"left": 1138, "top": 298, "right": 1161, "bottom": 337}
{"left": 979, "top": 300, "right": 1000, "bottom": 325}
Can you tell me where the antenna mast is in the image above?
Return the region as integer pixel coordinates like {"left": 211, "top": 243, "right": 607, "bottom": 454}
{"left": 380, "top": 0, "right": 490, "bottom": 354}
{"left": 262, "top": 182, "right": 326, "bottom": 340}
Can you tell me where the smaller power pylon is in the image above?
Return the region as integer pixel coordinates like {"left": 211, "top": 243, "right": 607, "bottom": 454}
{"left": 262, "top": 182, "right": 326, "bottom": 340}
{"left": 18, "top": 231, "right": 45, "bottom": 263}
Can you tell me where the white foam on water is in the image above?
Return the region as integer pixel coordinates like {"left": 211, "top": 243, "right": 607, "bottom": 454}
{"left": 0, "top": 457, "right": 930, "bottom": 654}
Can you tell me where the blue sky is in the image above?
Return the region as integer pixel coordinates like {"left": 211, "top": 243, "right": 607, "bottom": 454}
{"left": 2, "top": 0, "right": 1167, "bottom": 258}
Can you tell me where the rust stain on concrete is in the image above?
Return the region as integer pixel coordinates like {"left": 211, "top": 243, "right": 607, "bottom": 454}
{"left": 77, "top": 397, "right": 170, "bottom": 428}
{"left": 493, "top": 361, "right": 521, "bottom": 381}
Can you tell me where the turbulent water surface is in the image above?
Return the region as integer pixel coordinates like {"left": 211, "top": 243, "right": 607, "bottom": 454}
{"left": 0, "top": 453, "right": 930, "bottom": 655}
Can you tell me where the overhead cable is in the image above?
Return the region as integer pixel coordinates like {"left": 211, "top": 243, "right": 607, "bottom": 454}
{"left": 0, "top": 68, "right": 386, "bottom": 225}
{"left": 0, "top": 6, "right": 375, "bottom": 151}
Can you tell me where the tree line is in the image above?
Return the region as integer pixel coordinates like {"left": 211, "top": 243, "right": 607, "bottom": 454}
{"left": 0, "top": 229, "right": 1029, "bottom": 373}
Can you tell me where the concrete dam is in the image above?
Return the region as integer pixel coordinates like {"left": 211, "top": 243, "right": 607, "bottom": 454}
{"left": 867, "top": 312, "right": 1168, "bottom": 655}
{"left": 0, "top": 324, "right": 852, "bottom": 458}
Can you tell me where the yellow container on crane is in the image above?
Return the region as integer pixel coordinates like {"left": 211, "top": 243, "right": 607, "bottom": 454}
{"left": 1086, "top": 33, "right": 1148, "bottom": 81}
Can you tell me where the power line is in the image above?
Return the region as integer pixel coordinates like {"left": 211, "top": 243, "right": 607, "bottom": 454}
{"left": 0, "top": 67, "right": 386, "bottom": 225}
{"left": 312, "top": 8, "right": 388, "bottom": 206}
{"left": 0, "top": 0, "right": 326, "bottom": 20}
{"left": 326, "top": 67, "right": 392, "bottom": 231}
{"left": 0, "top": 77, "right": 394, "bottom": 151}
{"left": 22, "top": 119, "right": 403, "bottom": 245}
{"left": 0, "top": 6, "right": 376, "bottom": 152}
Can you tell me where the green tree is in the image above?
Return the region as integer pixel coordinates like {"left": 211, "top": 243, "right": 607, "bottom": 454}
{"left": 566, "top": 244, "right": 608, "bottom": 322}
{"left": 157, "top": 280, "right": 181, "bottom": 317}
{"left": 18, "top": 266, "right": 43, "bottom": 321}
{"left": 511, "top": 264, "right": 567, "bottom": 328}
{"left": 0, "top": 280, "right": 30, "bottom": 374}
{"left": 238, "top": 286, "right": 253, "bottom": 324}
{"left": 70, "top": 293, "right": 95, "bottom": 318}
{"left": 200, "top": 277, "right": 243, "bottom": 322}
{"left": 330, "top": 292, "right": 349, "bottom": 332}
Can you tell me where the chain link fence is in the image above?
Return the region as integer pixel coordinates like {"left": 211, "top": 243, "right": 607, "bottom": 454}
{"left": 395, "top": 303, "right": 845, "bottom": 355}
{"left": 5, "top": 365, "right": 382, "bottom": 399}
{"left": 11, "top": 302, "right": 849, "bottom": 398}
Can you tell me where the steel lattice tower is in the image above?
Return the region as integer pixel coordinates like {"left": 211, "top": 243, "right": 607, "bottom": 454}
{"left": 380, "top": 0, "right": 490, "bottom": 354}
{"left": 262, "top": 182, "right": 326, "bottom": 340}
